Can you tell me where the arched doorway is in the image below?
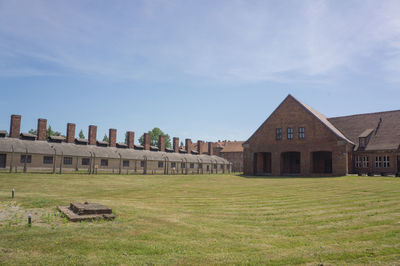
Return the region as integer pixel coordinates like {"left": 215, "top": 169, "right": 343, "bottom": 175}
{"left": 281, "top": 152, "right": 300, "bottom": 175}
{"left": 312, "top": 151, "right": 332, "bottom": 174}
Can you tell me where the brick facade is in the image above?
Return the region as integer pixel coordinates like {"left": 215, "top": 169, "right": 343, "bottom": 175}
{"left": 243, "top": 95, "right": 352, "bottom": 176}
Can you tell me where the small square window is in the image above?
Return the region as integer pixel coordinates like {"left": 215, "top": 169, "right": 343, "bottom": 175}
{"left": 158, "top": 161, "right": 164, "bottom": 168}
{"left": 101, "top": 159, "right": 108, "bottom": 166}
{"left": 140, "top": 161, "right": 145, "bottom": 167}
{"left": 171, "top": 162, "right": 176, "bottom": 168}
{"left": 20, "top": 155, "right": 32, "bottom": 164}
{"left": 214, "top": 164, "right": 217, "bottom": 169}
{"left": 82, "top": 158, "right": 90, "bottom": 165}
{"left": 63, "top": 157, "right": 72, "bottom": 165}
{"left": 276, "top": 128, "right": 282, "bottom": 140}
{"left": 287, "top": 128, "right": 293, "bottom": 140}
{"left": 199, "top": 163, "right": 203, "bottom": 169}
{"left": 123, "top": 160, "right": 129, "bottom": 167}
{"left": 43, "top": 156, "right": 53, "bottom": 164}
{"left": 299, "top": 127, "right": 305, "bottom": 139}
{"left": 383, "top": 156, "right": 390, "bottom": 168}
{"left": 190, "top": 163, "right": 194, "bottom": 168}
{"left": 181, "top": 163, "right": 186, "bottom": 168}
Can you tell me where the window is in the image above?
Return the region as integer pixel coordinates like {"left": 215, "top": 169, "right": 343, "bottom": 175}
{"left": 20, "top": 155, "right": 31, "bottom": 163}
{"left": 63, "top": 157, "right": 72, "bottom": 165}
{"left": 276, "top": 128, "right": 282, "bottom": 140}
{"left": 287, "top": 128, "right": 293, "bottom": 140}
{"left": 181, "top": 162, "right": 186, "bottom": 169}
{"left": 207, "top": 165, "right": 210, "bottom": 171}
{"left": 43, "top": 156, "right": 53, "bottom": 164}
{"left": 82, "top": 158, "right": 90, "bottom": 165}
{"left": 171, "top": 162, "right": 176, "bottom": 168}
{"left": 140, "top": 161, "right": 145, "bottom": 167}
{"left": 383, "top": 156, "right": 390, "bottom": 168}
{"left": 299, "top": 127, "right": 305, "bottom": 139}
{"left": 221, "top": 165, "right": 224, "bottom": 170}
{"left": 375, "top": 156, "right": 382, "bottom": 168}
{"left": 190, "top": 163, "right": 194, "bottom": 169}
{"left": 355, "top": 156, "right": 361, "bottom": 168}
{"left": 123, "top": 160, "right": 129, "bottom": 167}
{"left": 362, "top": 156, "right": 369, "bottom": 168}
{"left": 158, "top": 161, "right": 164, "bottom": 168}
{"left": 214, "top": 164, "right": 217, "bottom": 169}
{"left": 101, "top": 159, "right": 108, "bottom": 166}
{"left": 199, "top": 163, "right": 203, "bottom": 169}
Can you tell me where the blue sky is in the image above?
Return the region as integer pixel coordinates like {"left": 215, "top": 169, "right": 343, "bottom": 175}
{"left": 0, "top": 0, "right": 399, "bottom": 143}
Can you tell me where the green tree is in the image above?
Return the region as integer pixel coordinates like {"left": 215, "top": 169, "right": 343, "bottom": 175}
{"left": 28, "top": 129, "right": 37, "bottom": 135}
{"left": 79, "top": 130, "right": 85, "bottom": 139}
{"left": 139, "top": 128, "right": 171, "bottom": 148}
{"left": 103, "top": 134, "right": 109, "bottom": 142}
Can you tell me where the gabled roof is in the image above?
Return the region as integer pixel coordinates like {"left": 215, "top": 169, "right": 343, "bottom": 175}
{"left": 245, "top": 94, "right": 353, "bottom": 144}
{"left": 328, "top": 110, "right": 400, "bottom": 151}
{"left": 221, "top": 141, "right": 244, "bottom": 153}
{"left": 292, "top": 96, "right": 353, "bottom": 144}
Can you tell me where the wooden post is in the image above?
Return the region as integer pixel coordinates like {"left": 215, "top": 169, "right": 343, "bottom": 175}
{"left": 59, "top": 152, "right": 63, "bottom": 174}
{"left": 9, "top": 146, "right": 14, "bottom": 173}
{"left": 24, "top": 148, "right": 28, "bottom": 173}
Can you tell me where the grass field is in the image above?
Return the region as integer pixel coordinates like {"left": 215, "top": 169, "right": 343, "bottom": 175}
{"left": 0, "top": 173, "right": 399, "bottom": 265}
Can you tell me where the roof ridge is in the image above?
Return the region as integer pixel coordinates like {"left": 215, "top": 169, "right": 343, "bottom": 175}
{"left": 290, "top": 95, "right": 354, "bottom": 144}
{"left": 329, "top": 109, "right": 400, "bottom": 119}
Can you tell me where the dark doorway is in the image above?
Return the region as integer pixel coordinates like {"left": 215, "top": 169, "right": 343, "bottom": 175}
{"left": 312, "top": 151, "right": 332, "bottom": 174}
{"left": 253, "top": 152, "right": 271, "bottom": 175}
{"left": 397, "top": 156, "right": 400, "bottom": 173}
{"left": 0, "top": 154, "right": 6, "bottom": 168}
{"left": 281, "top": 152, "right": 300, "bottom": 174}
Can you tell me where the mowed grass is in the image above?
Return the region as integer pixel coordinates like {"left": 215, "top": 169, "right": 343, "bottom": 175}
{"left": 0, "top": 173, "right": 399, "bottom": 265}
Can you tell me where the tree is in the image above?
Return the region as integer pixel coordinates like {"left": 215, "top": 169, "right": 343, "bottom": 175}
{"left": 103, "top": 134, "right": 109, "bottom": 142}
{"left": 28, "top": 126, "right": 61, "bottom": 137}
{"left": 138, "top": 128, "right": 171, "bottom": 148}
{"left": 79, "top": 130, "right": 85, "bottom": 139}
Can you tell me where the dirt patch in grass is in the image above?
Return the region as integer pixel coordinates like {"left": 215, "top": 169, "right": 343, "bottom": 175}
{"left": 0, "top": 201, "right": 63, "bottom": 227}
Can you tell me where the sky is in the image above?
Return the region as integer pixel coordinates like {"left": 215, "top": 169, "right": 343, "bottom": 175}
{"left": 0, "top": 0, "right": 399, "bottom": 143}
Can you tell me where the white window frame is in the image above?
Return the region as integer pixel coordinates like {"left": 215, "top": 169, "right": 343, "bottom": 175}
{"left": 375, "top": 156, "right": 382, "bottom": 168}
{"left": 355, "top": 156, "right": 361, "bottom": 168}
{"left": 362, "top": 156, "right": 369, "bottom": 168}
{"left": 383, "top": 156, "right": 390, "bottom": 168}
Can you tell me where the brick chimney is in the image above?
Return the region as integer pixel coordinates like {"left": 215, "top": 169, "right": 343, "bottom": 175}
{"left": 66, "top": 123, "right": 75, "bottom": 143}
{"left": 208, "top": 142, "right": 214, "bottom": 156}
{"left": 88, "top": 125, "right": 97, "bottom": 145}
{"left": 126, "top": 131, "right": 134, "bottom": 148}
{"left": 144, "top": 133, "right": 150, "bottom": 150}
{"left": 109, "top": 128, "right": 117, "bottom": 147}
{"left": 197, "top": 140, "right": 204, "bottom": 154}
{"left": 158, "top": 135, "right": 165, "bottom": 152}
{"left": 185, "top": 138, "right": 192, "bottom": 154}
{"left": 9, "top": 114, "right": 21, "bottom": 138}
{"left": 173, "top": 137, "right": 179, "bottom": 152}
{"left": 37, "top": 118, "right": 47, "bottom": 141}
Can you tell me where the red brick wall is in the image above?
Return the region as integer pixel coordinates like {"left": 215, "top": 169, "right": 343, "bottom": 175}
{"left": 221, "top": 151, "right": 243, "bottom": 172}
{"left": 127, "top": 131, "right": 134, "bottom": 148}
{"left": 109, "top": 128, "right": 117, "bottom": 147}
{"left": 159, "top": 135, "right": 165, "bottom": 151}
{"left": 88, "top": 125, "right": 97, "bottom": 145}
{"left": 66, "top": 123, "right": 76, "bottom": 143}
{"left": 37, "top": 118, "right": 47, "bottom": 141}
{"left": 9, "top": 115, "right": 21, "bottom": 138}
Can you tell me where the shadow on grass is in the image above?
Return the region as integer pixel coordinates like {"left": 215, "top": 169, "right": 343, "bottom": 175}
{"left": 238, "top": 174, "right": 346, "bottom": 179}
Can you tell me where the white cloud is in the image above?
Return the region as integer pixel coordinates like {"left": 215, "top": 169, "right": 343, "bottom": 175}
{"left": 0, "top": 0, "right": 399, "bottom": 84}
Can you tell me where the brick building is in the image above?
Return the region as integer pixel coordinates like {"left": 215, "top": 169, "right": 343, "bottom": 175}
{"left": 243, "top": 95, "right": 400, "bottom": 176}
{"left": 192, "top": 140, "right": 244, "bottom": 172}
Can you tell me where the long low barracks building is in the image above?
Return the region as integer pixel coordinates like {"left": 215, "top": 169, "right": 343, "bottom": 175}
{"left": 243, "top": 95, "right": 400, "bottom": 176}
{"left": 0, "top": 115, "right": 231, "bottom": 175}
